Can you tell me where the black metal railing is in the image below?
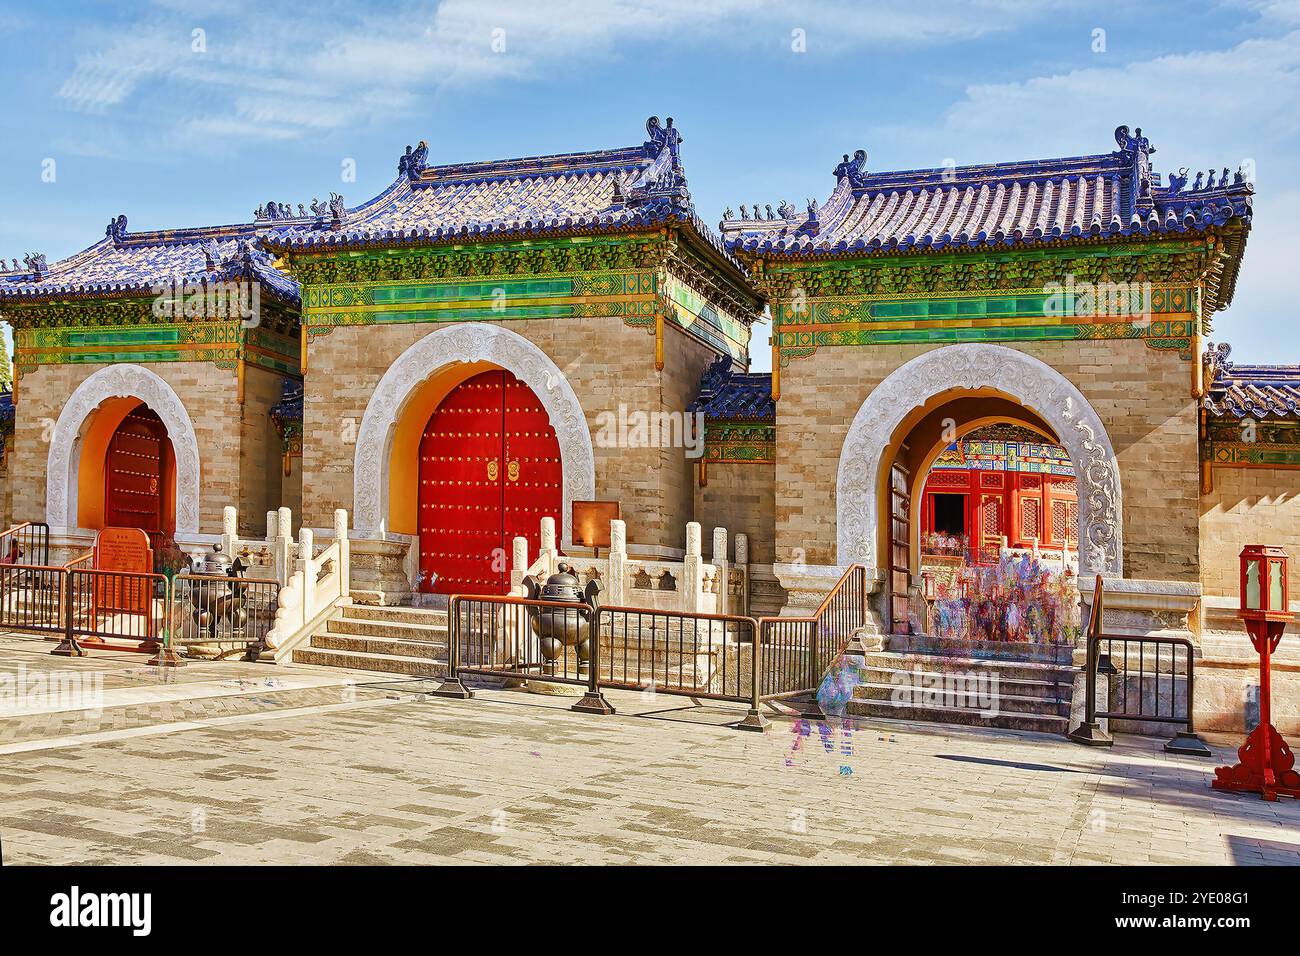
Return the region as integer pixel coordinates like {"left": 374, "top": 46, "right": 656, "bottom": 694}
{"left": 0, "top": 521, "right": 50, "bottom": 567}
{"left": 170, "top": 573, "right": 280, "bottom": 658}
{"left": 757, "top": 564, "right": 868, "bottom": 701}
{"left": 59, "top": 566, "right": 168, "bottom": 653}
{"left": 1069, "top": 575, "right": 1209, "bottom": 754}
{"left": 596, "top": 605, "right": 757, "bottom": 704}
{"left": 0, "top": 561, "right": 67, "bottom": 634}
{"left": 436, "top": 593, "right": 767, "bottom": 730}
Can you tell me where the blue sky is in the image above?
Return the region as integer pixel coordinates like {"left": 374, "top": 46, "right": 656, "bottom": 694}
{"left": 2, "top": 0, "right": 1297, "bottom": 372}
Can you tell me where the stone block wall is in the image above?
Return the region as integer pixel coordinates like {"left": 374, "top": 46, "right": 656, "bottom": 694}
{"left": 9, "top": 361, "right": 273, "bottom": 536}
{"left": 301, "top": 317, "right": 721, "bottom": 553}
{"left": 1199, "top": 466, "right": 1300, "bottom": 600}
{"left": 239, "top": 364, "right": 295, "bottom": 536}
{"left": 693, "top": 461, "right": 776, "bottom": 565}
{"left": 773, "top": 339, "right": 1202, "bottom": 583}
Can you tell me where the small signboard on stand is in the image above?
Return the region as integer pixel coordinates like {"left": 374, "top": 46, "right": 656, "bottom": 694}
{"left": 93, "top": 527, "right": 155, "bottom": 618}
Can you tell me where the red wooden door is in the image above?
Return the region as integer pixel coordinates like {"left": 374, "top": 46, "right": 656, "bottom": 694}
{"left": 418, "top": 370, "right": 562, "bottom": 596}
{"left": 104, "top": 406, "right": 166, "bottom": 542}
{"left": 501, "top": 373, "right": 563, "bottom": 578}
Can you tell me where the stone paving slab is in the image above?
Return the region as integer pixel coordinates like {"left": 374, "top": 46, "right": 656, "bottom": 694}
{"left": 1, "top": 630, "right": 1299, "bottom": 865}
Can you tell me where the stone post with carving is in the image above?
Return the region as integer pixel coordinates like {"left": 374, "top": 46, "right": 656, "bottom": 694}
{"left": 274, "top": 507, "right": 293, "bottom": 587}
{"left": 735, "top": 532, "right": 750, "bottom": 617}
{"left": 333, "top": 509, "right": 350, "bottom": 598}
{"left": 684, "top": 522, "right": 703, "bottom": 614}
{"left": 607, "top": 519, "right": 627, "bottom": 607}
{"left": 712, "top": 527, "right": 729, "bottom": 617}
{"left": 221, "top": 505, "right": 239, "bottom": 561}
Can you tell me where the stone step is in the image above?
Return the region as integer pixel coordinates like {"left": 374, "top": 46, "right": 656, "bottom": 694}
{"left": 291, "top": 645, "right": 448, "bottom": 678}
{"left": 888, "top": 634, "right": 1077, "bottom": 665}
{"left": 310, "top": 633, "right": 447, "bottom": 660}
{"left": 851, "top": 681, "right": 1070, "bottom": 716}
{"left": 857, "top": 665, "right": 1072, "bottom": 701}
{"left": 325, "top": 616, "right": 448, "bottom": 641}
{"left": 847, "top": 696, "right": 1070, "bottom": 735}
{"left": 861, "top": 651, "right": 1077, "bottom": 685}
{"left": 341, "top": 604, "right": 449, "bottom": 628}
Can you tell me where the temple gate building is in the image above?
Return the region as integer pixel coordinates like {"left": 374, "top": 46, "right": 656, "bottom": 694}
{"left": 0, "top": 117, "right": 1296, "bottom": 734}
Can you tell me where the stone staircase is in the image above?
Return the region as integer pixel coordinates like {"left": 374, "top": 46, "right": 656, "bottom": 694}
{"left": 291, "top": 604, "right": 450, "bottom": 678}
{"left": 847, "top": 640, "right": 1079, "bottom": 735}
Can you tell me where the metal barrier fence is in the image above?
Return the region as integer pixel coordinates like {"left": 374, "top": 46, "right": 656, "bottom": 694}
{"left": 757, "top": 564, "right": 868, "bottom": 701}
{"left": 0, "top": 554, "right": 282, "bottom": 666}
{"left": 596, "top": 605, "right": 757, "bottom": 705}
{"left": 170, "top": 573, "right": 280, "bottom": 659}
{"left": 55, "top": 567, "right": 170, "bottom": 657}
{"left": 1069, "top": 575, "right": 1209, "bottom": 754}
{"left": 434, "top": 593, "right": 768, "bottom": 730}
{"left": 0, "top": 521, "right": 50, "bottom": 567}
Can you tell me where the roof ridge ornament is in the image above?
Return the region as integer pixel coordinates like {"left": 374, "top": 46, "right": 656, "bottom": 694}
{"left": 398, "top": 141, "right": 429, "bottom": 180}
{"left": 1204, "top": 341, "right": 1234, "bottom": 386}
{"left": 105, "top": 214, "right": 128, "bottom": 244}
{"left": 1114, "top": 125, "right": 1156, "bottom": 215}
{"left": 22, "top": 253, "right": 48, "bottom": 278}
{"left": 833, "top": 149, "right": 869, "bottom": 189}
{"left": 201, "top": 239, "right": 222, "bottom": 272}
{"left": 643, "top": 116, "right": 682, "bottom": 161}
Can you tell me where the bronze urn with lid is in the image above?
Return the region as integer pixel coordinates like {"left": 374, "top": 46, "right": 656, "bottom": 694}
{"left": 524, "top": 562, "right": 602, "bottom": 676}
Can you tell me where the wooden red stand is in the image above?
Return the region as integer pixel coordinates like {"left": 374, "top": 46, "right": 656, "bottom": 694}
{"left": 1213, "top": 545, "right": 1297, "bottom": 801}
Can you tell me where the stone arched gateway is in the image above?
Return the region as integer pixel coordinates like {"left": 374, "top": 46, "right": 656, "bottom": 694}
{"left": 836, "top": 344, "right": 1123, "bottom": 577}
{"left": 352, "top": 323, "right": 596, "bottom": 546}
{"left": 46, "top": 364, "right": 202, "bottom": 535}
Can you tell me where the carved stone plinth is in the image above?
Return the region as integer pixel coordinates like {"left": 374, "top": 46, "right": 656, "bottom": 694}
{"left": 348, "top": 535, "right": 414, "bottom": 606}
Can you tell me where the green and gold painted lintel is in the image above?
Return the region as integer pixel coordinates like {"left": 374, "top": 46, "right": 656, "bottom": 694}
{"left": 302, "top": 270, "right": 656, "bottom": 313}
{"left": 774, "top": 316, "right": 1197, "bottom": 365}
{"left": 663, "top": 277, "right": 749, "bottom": 362}
{"left": 702, "top": 442, "right": 776, "bottom": 464}
{"left": 775, "top": 285, "right": 1198, "bottom": 326}
{"left": 1201, "top": 441, "right": 1300, "bottom": 467}
{"left": 282, "top": 232, "right": 667, "bottom": 287}
{"left": 702, "top": 422, "right": 776, "bottom": 464}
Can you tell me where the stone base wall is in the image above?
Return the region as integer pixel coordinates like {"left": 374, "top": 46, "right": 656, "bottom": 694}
{"left": 1199, "top": 465, "right": 1300, "bottom": 600}
{"left": 239, "top": 365, "right": 295, "bottom": 537}
{"left": 10, "top": 361, "right": 249, "bottom": 534}
{"left": 302, "top": 318, "right": 718, "bottom": 552}
{"left": 693, "top": 461, "right": 776, "bottom": 565}
{"left": 775, "top": 340, "right": 1201, "bottom": 582}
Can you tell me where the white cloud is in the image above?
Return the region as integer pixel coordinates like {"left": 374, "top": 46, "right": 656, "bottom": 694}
{"left": 52, "top": 0, "right": 1075, "bottom": 145}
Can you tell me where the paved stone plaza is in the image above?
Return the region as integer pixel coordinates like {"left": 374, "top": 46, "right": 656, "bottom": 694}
{"left": 0, "top": 631, "right": 1297, "bottom": 866}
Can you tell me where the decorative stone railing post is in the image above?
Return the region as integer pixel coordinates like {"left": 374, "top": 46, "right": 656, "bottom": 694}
{"left": 333, "top": 509, "right": 350, "bottom": 597}
{"left": 683, "top": 521, "right": 703, "bottom": 614}
{"left": 266, "top": 510, "right": 278, "bottom": 541}
{"left": 712, "top": 527, "right": 729, "bottom": 617}
{"left": 298, "top": 528, "right": 315, "bottom": 613}
{"left": 274, "top": 506, "right": 293, "bottom": 586}
{"left": 735, "top": 533, "right": 750, "bottom": 617}
{"left": 510, "top": 535, "right": 529, "bottom": 593}
{"left": 221, "top": 505, "right": 239, "bottom": 559}
{"left": 607, "top": 519, "right": 627, "bottom": 606}
{"left": 539, "top": 516, "right": 558, "bottom": 579}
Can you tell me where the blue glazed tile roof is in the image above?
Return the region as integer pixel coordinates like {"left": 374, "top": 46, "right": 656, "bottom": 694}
{"left": 688, "top": 355, "right": 774, "bottom": 422}
{"left": 264, "top": 117, "right": 743, "bottom": 269}
{"left": 270, "top": 377, "right": 303, "bottom": 424}
{"left": 1204, "top": 345, "right": 1300, "bottom": 419}
{"left": 0, "top": 219, "right": 301, "bottom": 307}
{"left": 720, "top": 126, "right": 1252, "bottom": 307}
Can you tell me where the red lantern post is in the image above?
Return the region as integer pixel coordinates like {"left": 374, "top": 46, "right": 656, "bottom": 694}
{"left": 1213, "top": 545, "right": 1297, "bottom": 801}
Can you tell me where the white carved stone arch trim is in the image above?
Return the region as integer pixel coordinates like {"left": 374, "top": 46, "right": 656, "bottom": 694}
{"left": 352, "top": 323, "right": 596, "bottom": 546}
{"left": 46, "top": 364, "right": 202, "bottom": 534}
{"left": 836, "top": 343, "right": 1123, "bottom": 576}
